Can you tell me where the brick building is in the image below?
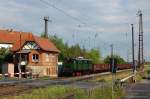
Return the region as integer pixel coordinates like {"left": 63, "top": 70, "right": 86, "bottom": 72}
{"left": 0, "top": 29, "right": 60, "bottom": 77}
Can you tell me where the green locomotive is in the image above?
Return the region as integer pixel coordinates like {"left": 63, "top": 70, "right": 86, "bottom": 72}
{"left": 61, "top": 57, "right": 92, "bottom": 76}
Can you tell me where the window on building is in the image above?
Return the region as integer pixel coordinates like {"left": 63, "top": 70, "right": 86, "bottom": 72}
{"left": 32, "top": 54, "right": 39, "bottom": 62}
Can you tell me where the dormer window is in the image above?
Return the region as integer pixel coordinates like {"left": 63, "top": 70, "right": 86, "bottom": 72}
{"left": 32, "top": 54, "right": 39, "bottom": 62}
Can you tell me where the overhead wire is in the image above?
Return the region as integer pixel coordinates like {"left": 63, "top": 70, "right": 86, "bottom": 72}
{"left": 39, "top": 0, "right": 103, "bottom": 34}
{"left": 39, "top": 0, "right": 87, "bottom": 25}
{"left": 39, "top": 0, "right": 111, "bottom": 52}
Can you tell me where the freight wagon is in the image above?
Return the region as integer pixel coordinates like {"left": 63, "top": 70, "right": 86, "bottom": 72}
{"left": 93, "top": 64, "right": 110, "bottom": 73}
{"left": 59, "top": 57, "right": 132, "bottom": 77}
{"left": 93, "top": 64, "right": 132, "bottom": 73}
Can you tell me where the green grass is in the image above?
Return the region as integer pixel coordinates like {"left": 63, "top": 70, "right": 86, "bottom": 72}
{"left": 36, "top": 76, "right": 51, "bottom": 80}
{"left": 144, "top": 64, "right": 150, "bottom": 70}
{"left": 135, "top": 64, "right": 150, "bottom": 81}
{"left": 3, "top": 85, "right": 123, "bottom": 99}
{"left": 88, "top": 69, "right": 132, "bottom": 83}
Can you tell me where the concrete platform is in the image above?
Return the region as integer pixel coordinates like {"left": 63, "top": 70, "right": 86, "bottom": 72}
{"left": 123, "top": 80, "right": 150, "bottom": 99}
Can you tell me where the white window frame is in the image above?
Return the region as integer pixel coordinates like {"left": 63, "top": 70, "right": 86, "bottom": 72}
{"left": 32, "top": 54, "right": 39, "bottom": 62}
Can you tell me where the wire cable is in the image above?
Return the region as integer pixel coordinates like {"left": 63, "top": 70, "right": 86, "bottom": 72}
{"left": 39, "top": 0, "right": 86, "bottom": 25}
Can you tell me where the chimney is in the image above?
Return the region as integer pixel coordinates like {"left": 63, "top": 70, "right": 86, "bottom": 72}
{"left": 44, "top": 16, "right": 49, "bottom": 38}
{"left": 9, "top": 29, "right": 13, "bottom": 32}
{"left": 6, "top": 29, "right": 13, "bottom": 32}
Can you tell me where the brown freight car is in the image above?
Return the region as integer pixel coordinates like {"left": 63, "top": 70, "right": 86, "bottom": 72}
{"left": 93, "top": 64, "right": 110, "bottom": 73}
{"left": 92, "top": 64, "right": 132, "bottom": 73}
{"left": 117, "top": 64, "right": 132, "bottom": 70}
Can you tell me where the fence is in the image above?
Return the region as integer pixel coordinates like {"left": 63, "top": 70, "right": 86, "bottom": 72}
{"left": 0, "top": 72, "right": 32, "bottom": 79}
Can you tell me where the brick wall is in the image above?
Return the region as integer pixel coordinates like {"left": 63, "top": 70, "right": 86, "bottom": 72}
{"left": 27, "top": 50, "right": 58, "bottom": 77}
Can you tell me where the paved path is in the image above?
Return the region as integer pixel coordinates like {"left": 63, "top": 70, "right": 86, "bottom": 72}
{"left": 123, "top": 80, "right": 150, "bottom": 99}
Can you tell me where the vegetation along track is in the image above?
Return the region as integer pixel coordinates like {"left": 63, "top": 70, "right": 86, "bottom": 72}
{"left": 0, "top": 84, "right": 31, "bottom": 98}
{"left": 0, "top": 69, "right": 131, "bottom": 97}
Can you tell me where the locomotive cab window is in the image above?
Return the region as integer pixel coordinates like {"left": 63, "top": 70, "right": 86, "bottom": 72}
{"left": 32, "top": 54, "right": 39, "bottom": 62}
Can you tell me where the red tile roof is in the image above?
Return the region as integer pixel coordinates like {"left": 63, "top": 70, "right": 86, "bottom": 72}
{"left": 0, "top": 29, "right": 60, "bottom": 53}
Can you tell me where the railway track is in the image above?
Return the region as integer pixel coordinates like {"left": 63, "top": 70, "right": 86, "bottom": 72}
{"left": 0, "top": 84, "right": 31, "bottom": 98}
{"left": 0, "top": 69, "right": 131, "bottom": 98}
{"left": 0, "top": 69, "right": 132, "bottom": 86}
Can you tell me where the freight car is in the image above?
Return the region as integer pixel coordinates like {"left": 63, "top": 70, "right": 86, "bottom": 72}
{"left": 93, "top": 64, "right": 132, "bottom": 73}
{"left": 93, "top": 64, "right": 110, "bottom": 73}
{"left": 59, "top": 57, "right": 132, "bottom": 77}
{"left": 117, "top": 64, "right": 131, "bottom": 70}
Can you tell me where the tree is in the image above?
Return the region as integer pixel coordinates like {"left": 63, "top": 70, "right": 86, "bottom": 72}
{"left": 86, "top": 49, "right": 101, "bottom": 64}
{"left": 0, "top": 48, "right": 13, "bottom": 73}
{"left": 0, "top": 48, "right": 6, "bottom": 65}
{"left": 68, "top": 44, "right": 82, "bottom": 58}
{"left": 40, "top": 33, "right": 45, "bottom": 38}
{"left": 42, "top": 34, "right": 102, "bottom": 63}
{"left": 48, "top": 34, "right": 69, "bottom": 61}
{"left": 104, "top": 55, "right": 126, "bottom": 64}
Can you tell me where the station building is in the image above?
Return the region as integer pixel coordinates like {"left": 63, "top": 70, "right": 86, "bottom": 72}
{"left": 0, "top": 29, "right": 60, "bottom": 77}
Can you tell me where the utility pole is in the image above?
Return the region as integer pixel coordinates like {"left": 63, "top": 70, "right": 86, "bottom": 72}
{"left": 18, "top": 32, "right": 22, "bottom": 79}
{"left": 44, "top": 16, "right": 49, "bottom": 38}
{"left": 131, "top": 24, "right": 136, "bottom": 82}
{"left": 131, "top": 24, "right": 135, "bottom": 72}
{"left": 110, "top": 44, "right": 114, "bottom": 69}
{"left": 110, "top": 44, "right": 114, "bottom": 99}
{"left": 137, "top": 10, "right": 144, "bottom": 71}
{"left": 127, "top": 49, "right": 129, "bottom": 63}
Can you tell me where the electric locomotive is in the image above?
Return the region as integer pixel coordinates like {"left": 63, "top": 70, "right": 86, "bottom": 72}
{"left": 60, "top": 57, "right": 92, "bottom": 76}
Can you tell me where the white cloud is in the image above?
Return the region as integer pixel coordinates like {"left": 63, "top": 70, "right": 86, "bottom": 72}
{"left": 0, "top": 0, "right": 149, "bottom": 59}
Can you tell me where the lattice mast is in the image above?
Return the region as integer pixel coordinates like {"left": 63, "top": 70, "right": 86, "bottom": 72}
{"left": 137, "top": 10, "right": 144, "bottom": 70}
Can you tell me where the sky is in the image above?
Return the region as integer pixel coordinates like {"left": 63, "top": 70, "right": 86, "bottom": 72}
{"left": 0, "top": 0, "right": 149, "bottom": 61}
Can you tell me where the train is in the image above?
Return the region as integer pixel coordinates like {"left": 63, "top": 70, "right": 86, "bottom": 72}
{"left": 58, "top": 57, "right": 132, "bottom": 77}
